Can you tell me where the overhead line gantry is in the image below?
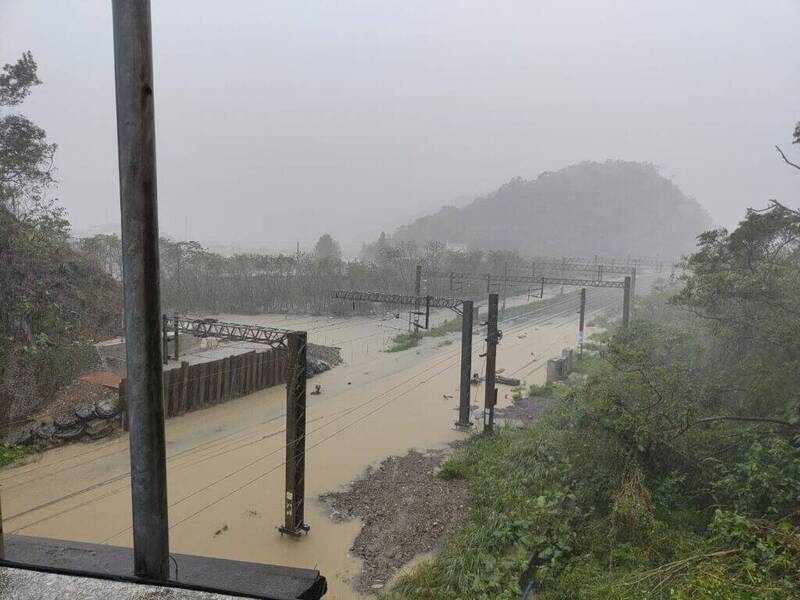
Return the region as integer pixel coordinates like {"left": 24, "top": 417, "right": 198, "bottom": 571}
{"left": 160, "top": 315, "right": 310, "bottom": 538}
{"left": 424, "top": 270, "right": 633, "bottom": 327}
{"left": 331, "top": 289, "right": 476, "bottom": 428}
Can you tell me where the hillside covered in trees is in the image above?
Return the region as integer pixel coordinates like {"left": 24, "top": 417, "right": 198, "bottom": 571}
{"left": 390, "top": 161, "right": 713, "bottom": 260}
{"left": 0, "top": 53, "right": 121, "bottom": 430}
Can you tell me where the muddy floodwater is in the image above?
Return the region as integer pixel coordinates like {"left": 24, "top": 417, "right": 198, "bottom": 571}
{"left": 0, "top": 289, "right": 620, "bottom": 599}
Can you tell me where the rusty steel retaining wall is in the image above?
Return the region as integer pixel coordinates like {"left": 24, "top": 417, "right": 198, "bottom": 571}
{"left": 119, "top": 349, "right": 287, "bottom": 430}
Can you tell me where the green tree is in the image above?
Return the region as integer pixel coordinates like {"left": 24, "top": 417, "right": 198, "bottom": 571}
{"left": 0, "top": 52, "right": 66, "bottom": 239}
{"left": 675, "top": 201, "right": 800, "bottom": 427}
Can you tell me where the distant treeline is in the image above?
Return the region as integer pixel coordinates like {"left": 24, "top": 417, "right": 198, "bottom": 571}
{"left": 76, "top": 234, "right": 540, "bottom": 315}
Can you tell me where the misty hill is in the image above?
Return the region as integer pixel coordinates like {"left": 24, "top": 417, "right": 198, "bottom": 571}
{"left": 392, "top": 161, "right": 714, "bottom": 259}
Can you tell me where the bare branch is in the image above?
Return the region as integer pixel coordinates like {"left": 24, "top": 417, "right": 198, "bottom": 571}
{"left": 775, "top": 145, "right": 800, "bottom": 171}
{"left": 673, "top": 414, "right": 799, "bottom": 440}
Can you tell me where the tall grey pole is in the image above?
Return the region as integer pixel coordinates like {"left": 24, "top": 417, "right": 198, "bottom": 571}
{"left": 112, "top": 0, "right": 170, "bottom": 580}
{"left": 456, "top": 300, "right": 474, "bottom": 428}
{"left": 484, "top": 294, "right": 499, "bottom": 434}
{"left": 622, "top": 276, "right": 631, "bottom": 328}
{"left": 578, "top": 288, "right": 586, "bottom": 357}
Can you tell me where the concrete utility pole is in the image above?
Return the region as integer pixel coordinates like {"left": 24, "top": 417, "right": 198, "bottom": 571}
{"left": 112, "top": 0, "right": 169, "bottom": 580}
{"left": 484, "top": 294, "right": 500, "bottom": 434}
{"left": 281, "top": 332, "right": 310, "bottom": 536}
{"left": 578, "top": 288, "right": 586, "bottom": 357}
{"left": 456, "top": 300, "right": 474, "bottom": 428}
{"left": 622, "top": 276, "right": 631, "bottom": 328}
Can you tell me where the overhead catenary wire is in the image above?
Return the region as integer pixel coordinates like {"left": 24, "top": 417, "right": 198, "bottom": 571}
{"left": 5, "top": 281, "right": 637, "bottom": 537}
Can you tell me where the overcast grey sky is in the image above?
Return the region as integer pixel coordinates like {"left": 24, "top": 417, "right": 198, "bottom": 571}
{"left": 2, "top": 0, "right": 798, "bottom": 252}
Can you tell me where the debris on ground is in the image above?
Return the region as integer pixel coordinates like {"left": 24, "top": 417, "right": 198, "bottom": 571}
{"left": 3, "top": 383, "right": 121, "bottom": 448}
{"left": 320, "top": 448, "right": 468, "bottom": 594}
{"left": 495, "top": 395, "right": 552, "bottom": 425}
{"left": 37, "top": 379, "right": 118, "bottom": 422}
{"left": 496, "top": 375, "right": 521, "bottom": 386}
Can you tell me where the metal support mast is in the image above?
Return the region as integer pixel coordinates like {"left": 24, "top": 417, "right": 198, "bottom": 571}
{"left": 173, "top": 313, "right": 180, "bottom": 360}
{"left": 112, "top": 0, "right": 169, "bottom": 579}
{"left": 578, "top": 288, "right": 586, "bottom": 357}
{"left": 161, "top": 314, "right": 168, "bottom": 365}
{"left": 280, "top": 332, "right": 310, "bottom": 536}
{"left": 455, "top": 299, "right": 474, "bottom": 428}
{"left": 502, "top": 262, "right": 508, "bottom": 312}
{"left": 413, "top": 264, "right": 422, "bottom": 335}
{"left": 484, "top": 294, "right": 500, "bottom": 434}
{"left": 622, "top": 276, "right": 631, "bottom": 328}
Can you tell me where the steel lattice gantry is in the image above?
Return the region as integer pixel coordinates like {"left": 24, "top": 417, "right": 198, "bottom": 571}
{"left": 162, "top": 316, "right": 310, "bottom": 537}
{"left": 424, "top": 271, "right": 627, "bottom": 289}
{"left": 519, "top": 261, "right": 635, "bottom": 277}
{"left": 332, "top": 289, "right": 476, "bottom": 427}
{"left": 424, "top": 271, "right": 633, "bottom": 326}
{"left": 331, "top": 289, "right": 465, "bottom": 312}
{"left": 164, "top": 316, "right": 294, "bottom": 350}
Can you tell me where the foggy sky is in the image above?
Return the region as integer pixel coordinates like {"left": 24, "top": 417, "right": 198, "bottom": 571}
{"left": 1, "top": 0, "right": 798, "bottom": 254}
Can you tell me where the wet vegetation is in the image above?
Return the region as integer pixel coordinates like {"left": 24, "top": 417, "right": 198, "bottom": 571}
{"left": 0, "top": 54, "right": 121, "bottom": 432}
{"left": 385, "top": 203, "right": 800, "bottom": 599}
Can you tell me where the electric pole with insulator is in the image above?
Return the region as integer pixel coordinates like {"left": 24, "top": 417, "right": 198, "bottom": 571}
{"left": 484, "top": 293, "right": 501, "bottom": 434}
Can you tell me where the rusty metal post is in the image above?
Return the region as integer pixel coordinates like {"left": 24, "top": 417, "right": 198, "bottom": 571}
{"left": 280, "top": 332, "right": 310, "bottom": 537}
{"left": 622, "top": 276, "right": 631, "bottom": 328}
{"left": 112, "top": 0, "right": 169, "bottom": 580}
{"left": 484, "top": 294, "right": 499, "bottom": 434}
{"left": 456, "top": 300, "right": 474, "bottom": 428}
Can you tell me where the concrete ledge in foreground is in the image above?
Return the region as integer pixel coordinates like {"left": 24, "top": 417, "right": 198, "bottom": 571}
{"left": 0, "top": 534, "right": 326, "bottom": 600}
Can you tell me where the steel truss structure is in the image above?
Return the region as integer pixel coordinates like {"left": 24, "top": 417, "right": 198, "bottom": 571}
{"left": 164, "top": 316, "right": 294, "bottom": 350}
{"left": 163, "top": 315, "right": 309, "bottom": 537}
{"left": 331, "top": 289, "right": 464, "bottom": 313}
{"left": 424, "top": 271, "right": 627, "bottom": 290}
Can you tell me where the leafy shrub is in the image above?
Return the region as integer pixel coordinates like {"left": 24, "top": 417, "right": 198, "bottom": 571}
{"left": 711, "top": 436, "right": 800, "bottom": 519}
